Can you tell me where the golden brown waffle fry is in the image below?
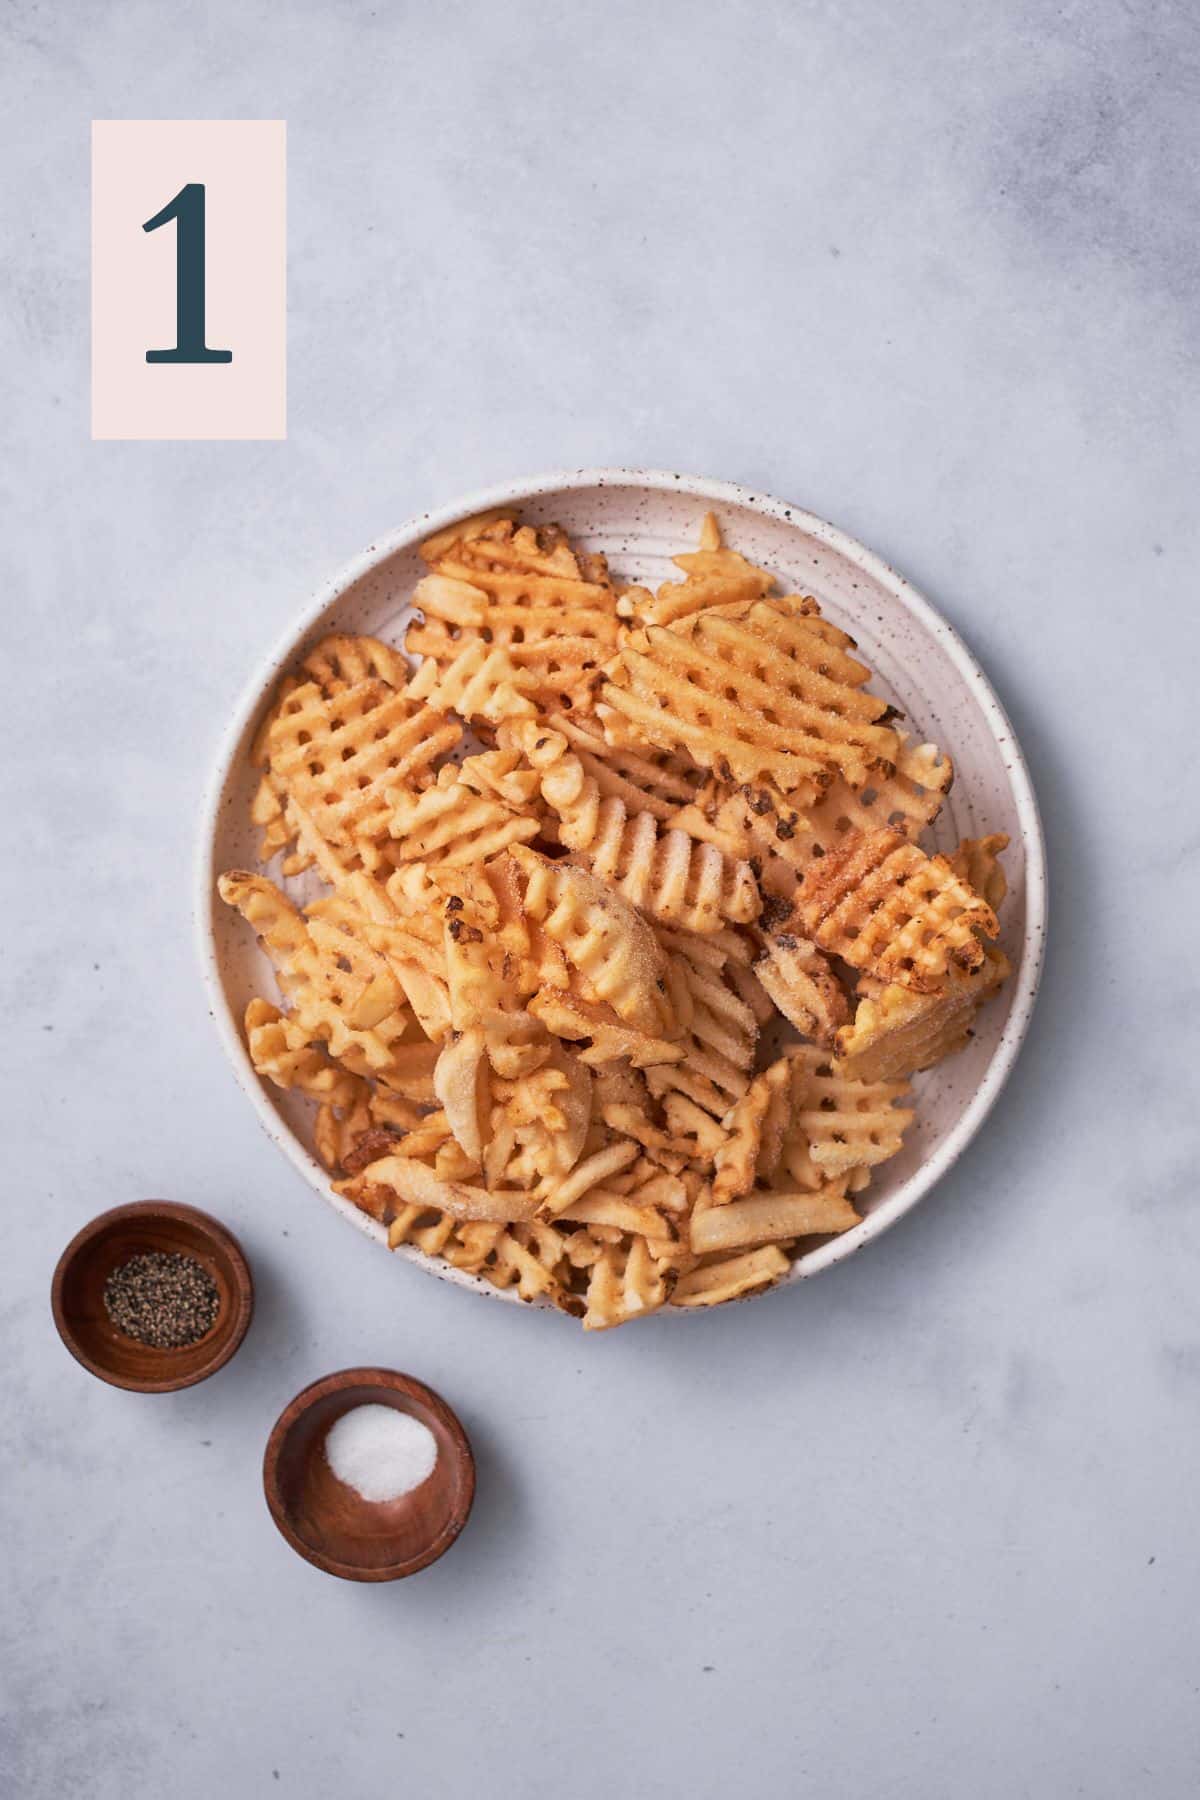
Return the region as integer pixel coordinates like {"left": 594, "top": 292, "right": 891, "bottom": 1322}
{"left": 528, "top": 990, "right": 684, "bottom": 1068}
{"left": 511, "top": 846, "right": 678, "bottom": 1039}
{"left": 948, "top": 832, "right": 1010, "bottom": 912}
{"left": 301, "top": 633, "right": 411, "bottom": 694}
{"left": 691, "top": 1184, "right": 860, "bottom": 1255}
{"left": 800, "top": 738, "right": 953, "bottom": 850}
{"left": 509, "top": 721, "right": 759, "bottom": 933}
{"left": 603, "top": 597, "right": 898, "bottom": 791}
{"left": 581, "top": 1234, "right": 670, "bottom": 1330}
{"left": 702, "top": 731, "right": 951, "bottom": 899}
{"left": 752, "top": 929, "right": 849, "bottom": 1048}
{"left": 837, "top": 943, "right": 1011, "bottom": 1082}
{"left": 794, "top": 827, "right": 997, "bottom": 992}
{"left": 483, "top": 1047, "right": 592, "bottom": 1189}
{"left": 352, "top": 1153, "right": 539, "bottom": 1224}
{"left": 711, "top": 1059, "right": 792, "bottom": 1205}
{"left": 670, "top": 1245, "right": 790, "bottom": 1306}
{"left": 617, "top": 512, "right": 775, "bottom": 628}
{"left": 549, "top": 709, "right": 701, "bottom": 822}
{"left": 243, "top": 998, "right": 362, "bottom": 1109}
{"left": 407, "top": 638, "right": 537, "bottom": 725}
{"left": 218, "top": 872, "right": 419, "bottom": 1082}
{"left": 406, "top": 516, "right": 621, "bottom": 711}
{"left": 539, "top": 1138, "right": 640, "bottom": 1215}
{"left": 418, "top": 507, "right": 516, "bottom": 564}
{"left": 388, "top": 762, "right": 539, "bottom": 868}
{"left": 302, "top": 884, "right": 453, "bottom": 1044}
{"left": 254, "top": 644, "right": 461, "bottom": 873}
{"left": 777, "top": 1045, "right": 912, "bottom": 1187}
{"left": 644, "top": 950, "right": 757, "bottom": 1121}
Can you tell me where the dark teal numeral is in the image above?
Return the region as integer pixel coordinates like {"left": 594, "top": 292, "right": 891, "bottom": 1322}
{"left": 143, "top": 183, "right": 232, "bottom": 365}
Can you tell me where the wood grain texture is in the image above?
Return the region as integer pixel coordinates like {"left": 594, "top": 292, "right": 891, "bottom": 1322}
{"left": 51, "top": 1201, "right": 254, "bottom": 1392}
{"left": 262, "top": 1368, "right": 475, "bottom": 1581}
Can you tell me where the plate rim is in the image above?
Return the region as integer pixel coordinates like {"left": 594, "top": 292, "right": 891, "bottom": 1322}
{"left": 195, "top": 466, "right": 1047, "bottom": 1313}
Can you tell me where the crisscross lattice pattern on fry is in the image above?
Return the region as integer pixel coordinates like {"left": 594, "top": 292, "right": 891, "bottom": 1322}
{"left": 405, "top": 516, "right": 621, "bottom": 711}
{"left": 776, "top": 1044, "right": 913, "bottom": 1187}
{"left": 511, "top": 846, "right": 678, "bottom": 1040}
{"left": 509, "top": 721, "right": 759, "bottom": 934}
{"left": 255, "top": 655, "right": 461, "bottom": 873}
{"left": 603, "top": 595, "right": 899, "bottom": 791}
{"left": 388, "top": 762, "right": 539, "bottom": 867}
{"left": 795, "top": 827, "right": 997, "bottom": 992}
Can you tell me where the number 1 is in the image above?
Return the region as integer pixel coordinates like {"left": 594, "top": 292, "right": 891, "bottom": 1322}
{"left": 143, "top": 183, "right": 232, "bottom": 364}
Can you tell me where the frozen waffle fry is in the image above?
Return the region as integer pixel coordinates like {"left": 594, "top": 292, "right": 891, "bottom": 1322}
{"left": 777, "top": 1046, "right": 912, "bottom": 1187}
{"left": 511, "top": 846, "right": 678, "bottom": 1039}
{"left": 255, "top": 646, "right": 461, "bottom": 873}
{"left": 837, "top": 943, "right": 1011, "bottom": 1082}
{"left": 603, "top": 596, "right": 898, "bottom": 791}
{"left": 388, "top": 762, "right": 540, "bottom": 867}
{"left": 510, "top": 721, "right": 759, "bottom": 933}
{"left": 407, "top": 515, "right": 621, "bottom": 711}
{"left": 794, "top": 827, "right": 997, "bottom": 992}
{"left": 753, "top": 929, "right": 849, "bottom": 1048}
{"left": 671, "top": 1245, "right": 791, "bottom": 1306}
{"left": 617, "top": 512, "right": 775, "bottom": 628}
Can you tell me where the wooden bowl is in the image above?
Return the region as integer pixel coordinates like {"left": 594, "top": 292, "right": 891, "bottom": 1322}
{"left": 51, "top": 1201, "right": 254, "bottom": 1392}
{"left": 262, "top": 1369, "right": 475, "bottom": 1581}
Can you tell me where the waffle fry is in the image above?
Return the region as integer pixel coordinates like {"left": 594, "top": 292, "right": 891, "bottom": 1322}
{"left": 691, "top": 1185, "right": 860, "bottom": 1254}
{"left": 388, "top": 762, "right": 539, "bottom": 867}
{"left": 711, "top": 1059, "right": 791, "bottom": 1204}
{"left": 778, "top": 1045, "right": 912, "bottom": 1187}
{"left": 218, "top": 873, "right": 418, "bottom": 1082}
{"left": 511, "top": 846, "right": 678, "bottom": 1039}
{"left": 580, "top": 1234, "right": 670, "bottom": 1330}
{"left": 509, "top": 721, "right": 759, "bottom": 933}
{"left": 528, "top": 990, "right": 685, "bottom": 1068}
{"left": 794, "top": 827, "right": 997, "bottom": 992}
{"left": 350, "top": 1153, "right": 539, "bottom": 1224}
{"left": 948, "top": 832, "right": 1010, "bottom": 912}
{"left": 244, "top": 997, "right": 362, "bottom": 1109}
{"left": 687, "top": 731, "right": 952, "bottom": 901}
{"left": 753, "top": 930, "right": 849, "bottom": 1048}
{"left": 301, "top": 633, "right": 410, "bottom": 694}
{"left": 406, "top": 516, "right": 621, "bottom": 712}
{"left": 603, "top": 596, "right": 898, "bottom": 791}
{"left": 550, "top": 708, "right": 701, "bottom": 822}
{"left": 221, "top": 513, "right": 1014, "bottom": 1327}
{"left": 671, "top": 1245, "right": 791, "bottom": 1306}
{"left": 645, "top": 949, "right": 757, "bottom": 1122}
{"left": 407, "top": 639, "right": 537, "bottom": 725}
{"left": 837, "top": 943, "right": 1011, "bottom": 1082}
{"left": 617, "top": 512, "right": 775, "bottom": 627}
{"left": 254, "top": 648, "right": 461, "bottom": 874}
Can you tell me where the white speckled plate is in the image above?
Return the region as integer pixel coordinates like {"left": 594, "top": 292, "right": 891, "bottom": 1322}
{"left": 197, "top": 470, "right": 1046, "bottom": 1315}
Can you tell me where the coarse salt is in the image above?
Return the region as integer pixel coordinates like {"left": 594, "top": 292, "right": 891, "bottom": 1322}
{"left": 324, "top": 1403, "right": 438, "bottom": 1503}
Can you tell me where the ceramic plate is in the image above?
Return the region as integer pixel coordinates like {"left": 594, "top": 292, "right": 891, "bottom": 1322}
{"left": 197, "top": 470, "right": 1046, "bottom": 1313}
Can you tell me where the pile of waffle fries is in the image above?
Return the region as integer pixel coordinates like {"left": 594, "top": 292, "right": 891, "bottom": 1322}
{"left": 220, "top": 510, "right": 1010, "bottom": 1328}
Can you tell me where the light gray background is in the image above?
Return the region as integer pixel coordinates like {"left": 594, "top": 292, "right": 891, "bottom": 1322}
{"left": 3, "top": 2, "right": 1198, "bottom": 1795}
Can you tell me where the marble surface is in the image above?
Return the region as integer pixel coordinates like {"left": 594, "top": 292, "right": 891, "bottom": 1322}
{"left": 3, "top": 2, "right": 1198, "bottom": 1795}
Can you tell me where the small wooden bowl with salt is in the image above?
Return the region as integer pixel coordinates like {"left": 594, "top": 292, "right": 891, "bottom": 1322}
{"left": 263, "top": 1369, "right": 475, "bottom": 1581}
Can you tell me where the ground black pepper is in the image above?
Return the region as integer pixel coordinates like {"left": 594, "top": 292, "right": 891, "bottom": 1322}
{"left": 102, "top": 1251, "right": 219, "bottom": 1349}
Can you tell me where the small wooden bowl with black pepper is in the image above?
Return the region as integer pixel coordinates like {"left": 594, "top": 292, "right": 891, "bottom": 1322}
{"left": 52, "top": 1201, "right": 253, "bottom": 1392}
